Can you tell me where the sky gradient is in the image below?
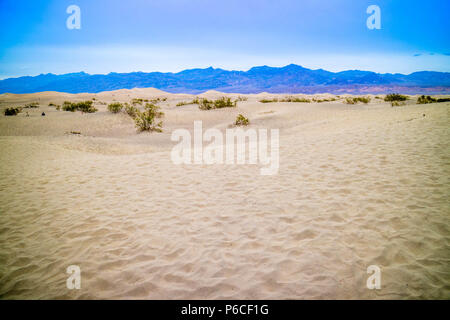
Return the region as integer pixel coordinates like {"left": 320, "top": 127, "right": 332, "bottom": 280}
{"left": 1, "top": 0, "right": 449, "bottom": 79}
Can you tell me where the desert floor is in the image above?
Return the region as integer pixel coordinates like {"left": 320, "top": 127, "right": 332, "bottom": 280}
{"left": 0, "top": 89, "right": 449, "bottom": 299}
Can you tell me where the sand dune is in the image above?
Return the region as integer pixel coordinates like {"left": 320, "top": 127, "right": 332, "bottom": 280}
{"left": 0, "top": 89, "right": 449, "bottom": 299}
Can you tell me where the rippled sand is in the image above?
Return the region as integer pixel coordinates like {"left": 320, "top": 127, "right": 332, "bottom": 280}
{"left": 0, "top": 90, "right": 449, "bottom": 299}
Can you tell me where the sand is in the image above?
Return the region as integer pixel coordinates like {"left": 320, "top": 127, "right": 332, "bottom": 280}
{"left": 0, "top": 89, "right": 449, "bottom": 299}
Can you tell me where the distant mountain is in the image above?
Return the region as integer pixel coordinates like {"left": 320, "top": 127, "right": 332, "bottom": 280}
{"left": 1, "top": 64, "right": 449, "bottom": 94}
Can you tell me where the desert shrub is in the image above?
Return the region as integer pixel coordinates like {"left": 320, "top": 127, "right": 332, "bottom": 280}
{"left": 48, "top": 102, "right": 56, "bottom": 106}
{"left": 124, "top": 103, "right": 138, "bottom": 118}
{"left": 4, "top": 107, "right": 22, "bottom": 116}
{"left": 235, "top": 114, "right": 249, "bottom": 126}
{"left": 385, "top": 93, "right": 408, "bottom": 102}
{"left": 62, "top": 101, "right": 77, "bottom": 112}
{"left": 236, "top": 96, "right": 248, "bottom": 102}
{"left": 76, "top": 101, "right": 97, "bottom": 113}
{"left": 197, "top": 98, "right": 214, "bottom": 110}
{"left": 196, "top": 97, "right": 236, "bottom": 110}
{"left": 259, "top": 98, "right": 278, "bottom": 103}
{"left": 62, "top": 101, "right": 97, "bottom": 113}
{"left": 416, "top": 95, "right": 450, "bottom": 104}
{"left": 134, "top": 103, "right": 164, "bottom": 132}
{"left": 344, "top": 97, "right": 370, "bottom": 104}
{"left": 108, "top": 102, "right": 123, "bottom": 113}
{"left": 56, "top": 105, "right": 61, "bottom": 110}
{"left": 281, "top": 97, "right": 311, "bottom": 103}
{"left": 176, "top": 101, "right": 190, "bottom": 107}
{"left": 24, "top": 102, "right": 39, "bottom": 108}
{"left": 131, "top": 98, "right": 144, "bottom": 105}
{"left": 391, "top": 101, "right": 406, "bottom": 107}
{"left": 213, "top": 97, "right": 236, "bottom": 109}
{"left": 417, "top": 95, "right": 436, "bottom": 104}
{"left": 312, "top": 97, "right": 336, "bottom": 103}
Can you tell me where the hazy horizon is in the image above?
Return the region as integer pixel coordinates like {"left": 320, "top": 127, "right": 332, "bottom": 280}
{"left": 1, "top": 0, "right": 450, "bottom": 79}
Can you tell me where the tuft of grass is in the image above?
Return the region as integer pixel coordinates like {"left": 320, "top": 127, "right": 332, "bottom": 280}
{"left": 176, "top": 101, "right": 190, "bottom": 107}
{"left": 108, "top": 102, "right": 123, "bottom": 113}
{"left": 134, "top": 103, "right": 164, "bottom": 132}
{"left": 384, "top": 93, "right": 408, "bottom": 102}
{"left": 236, "top": 96, "right": 248, "bottom": 102}
{"left": 4, "top": 107, "right": 22, "bottom": 116}
{"left": 235, "top": 114, "right": 249, "bottom": 126}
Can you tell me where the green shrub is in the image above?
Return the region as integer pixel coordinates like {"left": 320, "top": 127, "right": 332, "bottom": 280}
{"left": 385, "top": 93, "right": 408, "bottom": 102}
{"left": 76, "top": 101, "right": 97, "bottom": 113}
{"left": 4, "top": 107, "right": 22, "bottom": 116}
{"left": 196, "top": 97, "right": 236, "bottom": 110}
{"left": 108, "top": 102, "right": 123, "bottom": 113}
{"left": 344, "top": 97, "right": 370, "bottom": 104}
{"left": 62, "top": 101, "right": 77, "bottom": 112}
{"left": 62, "top": 101, "right": 97, "bottom": 113}
{"left": 124, "top": 103, "right": 138, "bottom": 118}
{"left": 417, "top": 95, "right": 436, "bottom": 104}
{"left": 437, "top": 98, "right": 450, "bottom": 102}
{"left": 176, "top": 101, "right": 190, "bottom": 107}
{"left": 24, "top": 102, "right": 39, "bottom": 108}
{"left": 134, "top": 103, "right": 164, "bottom": 132}
{"left": 213, "top": 97, "right": 236, "bottom": 109}
{"left": 281, "top": 97, "right": 311, "bottom": 103}
{"left": 131, "top": 98, "right": 144, "bottom": 105}
{"left": 391, "top": 101, "right": 406, "bottom": 107}
{"left": 235, "top": 114, "right": 249, "bottom": 126}
{"left": 48, "top": 102, "right": 56, "bottom": 106}
{"left": 259, "top": 98, "right": 278, "bottom": 103}
{"left": 312, "top": 97, "right": 336, "bottom": 103}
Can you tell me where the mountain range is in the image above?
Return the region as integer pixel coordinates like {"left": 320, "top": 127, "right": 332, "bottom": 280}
{"left": 1, "top": 64, "right": 450, "bottom": 95}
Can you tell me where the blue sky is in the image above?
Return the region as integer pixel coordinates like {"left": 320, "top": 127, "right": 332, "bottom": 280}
{"left": 1, "top": 0, "right": 449, "bottom": 79}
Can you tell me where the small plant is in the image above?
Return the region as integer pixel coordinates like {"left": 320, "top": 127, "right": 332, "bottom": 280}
{"left": 24, "top": 102, "right": 39, "bottom": 108}
{"left": 437, "top": 98, "right": 450, "bottom": 102}
{"left": 176, "top": 101, "right": 190, "bottom": 107}
{"left": 213, "top": 97, "right": 236, "bottom": 109}
{"left": 55, "top": 105, "right": 61, "bottom": 110}
{"left": 48, "top": 102, "right": 56, "bottom": 106}
{"left": 312, "top": 98, "right": 335, "bottom": 103}
{"left": 62, "top": 101, "right": 77, "bottom": 112}
{"left": 76, "top": 101, "right": 97, "bottom": 113}
{"left": 62, "top": 101, "right": 97, "bottom": 113}
{"left": 259, "top": 98, "right": 278, "bottom": 103}
{"left": 391, "top": 101, "right": 406, "bottom": 107}
{"left": 134, "top": 103, "right": 164, "bottom": 132}
{"left": 4, "top": 107, "right": 22, "bottom": 116}
{"left": 236, "top": 96, "right": 248, "bottom": 102}
{"left": 131, "top": 98, "right": 144, "bottom": 105}
{"left": 108, "top": 102, "right": 123, "bottom": 113}
{"left": 281, "top": 97, "right": 311, "bottom": 103}
{"left": 344, "top": 97, "right": 370, "bottom": 104}
{"left": 124, "top": 103, "right": 138, "bottom": 118}
{"left": 196, "top": 97, "right": 236, "bottom": 110}
{"left": 235, "top": 114, "right": 249, "bottom": 126}
{"left": 385, "top": 93, "right": 408, "bottom": 102}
